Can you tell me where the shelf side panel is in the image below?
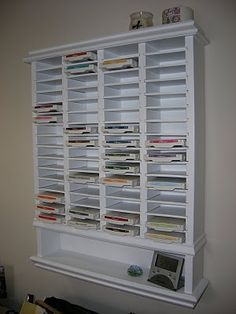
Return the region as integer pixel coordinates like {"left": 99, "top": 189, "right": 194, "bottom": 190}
{"left": 193, "top": 37, "right": 206, "bottom": 242}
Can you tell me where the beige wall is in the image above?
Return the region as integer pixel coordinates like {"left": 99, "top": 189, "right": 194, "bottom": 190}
{"left": 0, "top": 0, "right": 236, "bottom": 313}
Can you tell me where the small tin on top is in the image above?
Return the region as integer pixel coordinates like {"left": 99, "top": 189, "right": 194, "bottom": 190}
{"left": 162, "top": 6, "right": 194, "bottom": 24}
{"left": 129, "top": 11, "right": 153, "bottom": 30}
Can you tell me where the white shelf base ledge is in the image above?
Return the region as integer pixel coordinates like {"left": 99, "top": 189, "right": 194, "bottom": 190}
{"left": 33, "top": 221, "right": 206, "bottom": 256}
{"left": 30, "top": 253, "right": 208, "bottom": 308}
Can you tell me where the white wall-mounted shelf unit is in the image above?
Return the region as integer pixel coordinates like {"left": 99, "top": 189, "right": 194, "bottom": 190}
{"left": 25, "top": 20, "right": 208, "bottom": 308}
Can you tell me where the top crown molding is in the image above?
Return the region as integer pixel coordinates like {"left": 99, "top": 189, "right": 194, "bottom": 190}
{"left": 24, "top": 20, "right": 209, "bottom": 63}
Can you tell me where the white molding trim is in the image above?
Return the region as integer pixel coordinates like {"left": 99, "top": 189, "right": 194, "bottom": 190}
{"left": 24, "top": 20, "right": 208, "bottom": 63}
{"left": 31, "top": 255, "right": 208, "bottom": 308}
{"left": 33, "top": 221, "right": 206, "bottom": 256}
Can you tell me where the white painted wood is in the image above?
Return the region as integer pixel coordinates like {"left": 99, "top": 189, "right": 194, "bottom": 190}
{"left": 185, "top": 35, "right": 195, "bottom": 245}
{"left": 30, "top": 254, "right": 208, "bottom": 308}
{"left": 24, "top": 21, "right": 208, "bottom": 63}
{"left": 26, "top": 21, "right": 208, "bottom": 308}
{"left": 193, "top": 37, "right": 206, "bottom": 241}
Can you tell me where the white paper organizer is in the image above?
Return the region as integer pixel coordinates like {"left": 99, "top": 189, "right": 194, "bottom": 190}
{"left": 25, "top": 20, "right": 209, "bottom": 308}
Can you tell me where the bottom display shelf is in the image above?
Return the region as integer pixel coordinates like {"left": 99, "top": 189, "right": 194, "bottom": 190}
{"left": 31, "top": 251, "right": 208, "bottom": 308}
{"left": 32, "top": 223, "right": 208, "bottom": 308}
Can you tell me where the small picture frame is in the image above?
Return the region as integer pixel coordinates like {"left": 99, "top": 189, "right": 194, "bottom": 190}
{"left": 148, "top": 251, "right": 184, "bottom": 291}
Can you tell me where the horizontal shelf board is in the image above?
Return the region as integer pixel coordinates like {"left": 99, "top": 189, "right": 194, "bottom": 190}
{"left": 34, "top": 100, "right": 62, "bottom": 105}
{"left": 37, "top": 134, "right": 63, "bottom": 137}
{"left": 146, "top": 164, "right": 187, "bottom": 169}
{"left": 65, "top": 133, "right": 99, "bottom": 137}
{"left": 103, "top": 95, "right": 139, "bottom": 101}
{"left": 68, "top": 97, "right": 98, "bottom": 102}
{"left": 103, "top": 156, "right": 141, "bottom": 164}
{"left": 70, "top": 194, "right": 99, "bottom": 200}
{"left": 67, "top": 146, "right": 99, "bottom": 152}
{"left": 68, "top": 100, "right": 98, "bottom": 105}
{"left": 36, "top": 250, "right": 143, "bottom": 279}
{"left": 32, "top": 251, "right": 189, "bottom": 297}
{"left": 104, "top": 84, "right": 139, "bottom": 90}
{"left": 105, "top": 207, "right": 140, "bottom": 215}
{"left": 146, "top": 172, "right": 187, "bottom": 178}
{"left": 38, "top": 165, "right": 64, "bottom": 171}
{"left": 34, "top": 123, "right": 63, "bottom": 126}
{"left": 67, "top": 73, "right": 98, "bottom": 80}
{"left": 36, "top": 77, "right": 62, "bottom": 83}
{"left": 145, "top": 92, "right": 186, "bottom": 97}
{"left": 67, "top": 72, "right": 97, "bottom": 79}
{"left": 145, "top": 64, "right": 186, "bottom": 72}
{"left": 65, "top": 59, "right": 98, "bottom": 65}
{"left": 69, "top": 182, "right": 99, "bottom": 187}
{"left": 147, "top": 205, "right": 186, "bottom": 218}
{"left": 69, "top": 167, "right": 99, "bottom": 173}
{"left": 37, "top": 58, "right": 61, "bottom": 65}
{"left": 36, "top": 65, "right": 62, "bottom": 72}
{"left": 68, "top": 90, "right": 97, "bottom": 96}
{"left": 71, "top": 187, "right": 100, "bottom": 197}
{"left": 37, "top": 144, "right": 63, "bottom": 148}
{"left": 146, "top": 119, "right": 187, "bottom": 123}
{"left": 32, "top": 250, "right": 208, "bottom": 307}
{"left": 145, "top": 61, "right": 186, "bottom": 69}
{"left": 71, "top": 198, "right": 100, "bottom": 208}
{"left": 146, "top": 105, "right": 186, "bottom": 110}
{"left": 68, "top": 82, "right": 97, "bottom": 88}
{"left": 104, "top": 171, "right": 140, "bottom": 176}
{"left": 31, "top": 252, "right": 205, "bottom": 308}
{"left": 145, "top": 93, "right": 186, "bottom": 103}
{"left": 147, "top": 230, "right": 187, "bottom": 235}
{"left": 104, "top": 120, "right": 139, "bottom": 124}
{"left": 146, "top": 147, "right": 187, "bottom": 151}
{"left": 103, "top": 67, "right": 138, "bottom": 75}
{"left": 102, "top": 53, "right": 138, "bottom": 62}
{"left": 104, "top": 159, "right": 140, "bottom": 164}
{"left": 145, "top": 133, "right": 186, "bottom": 137}
{"left": 104, "top": 81, "right": 139, "bottom": 87}
{"left": 67, "top": 110, "right": 98, "bottom": 114}
{"left": 103, "top": 121, "right": 139, "bottom": 125}
{"left": 68, "top": 147, "right": 98, "bottom": 150}
{"left": 68, "top": 84, "right": 98, "bottom": 91}
{"left": 33, "top": 218, "right": 202, "bottom": 255}
{"left": 104, "top": 132, "right": 140, "bottom": 136}
{"left": 67, "top": 121, "right": 98, "bottom": 125}
{"left": 69, "top": 157, "right": 99, "bottom": 161}
{"left": 39, "top": 184, "right": 64, "bottom": 193}
{"left": 106, "top": 190, "right": 140, "bottom": 201}
{"left": 38, "top": 154, "right": 64, "bottom": 160}
{"left": 145, "top": 47, "right": 186, "bottom": 56}
{"left": 36, "top": 88, "right": 62, "bottom": 94}
{"left": 36, "top": 75, "right": 62, "bottom": 81}
{"left": 148, "top": 193, "right": 186, "bottom": 204}
{"left": 147, "top": 187, "right": 188, "bottom": 193}
{"left": 146, "top": 133, "right": 187, "bottom": 137}
{"left": 147, "top": 194, "right": 187, "bottom": 207}
{"left": 105, "top": 147, "right": 140, "bottom": 151}
{"left": 145, "top": 77, "right": 186, "bottom": 83}
{"left": 106, "top": 202, "right": 140, "bottom": 212}
{"left": 104, "top": 108, "right": 139, "bottom": 112}
{"left": 64, "top": 59, "right": 98, "bottom": 67}
{"left": 38, "top": 174, "right": 64, "bottom": 182}
{"left": 34, "top": 112, "right": 63, "bottom": 117}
